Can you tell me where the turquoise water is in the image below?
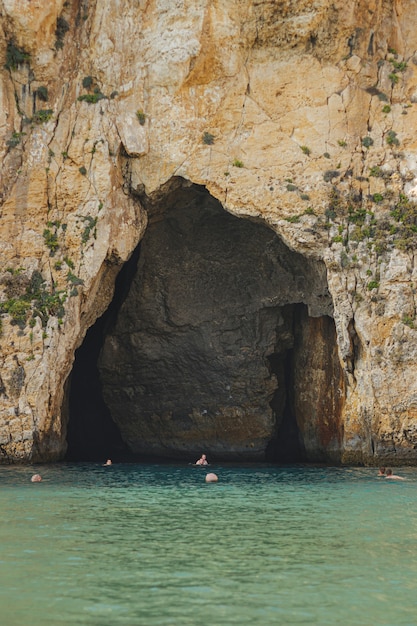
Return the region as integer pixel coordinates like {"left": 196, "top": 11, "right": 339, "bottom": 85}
{"left": 1, "top": 463, "right": 417, "bottom": 626}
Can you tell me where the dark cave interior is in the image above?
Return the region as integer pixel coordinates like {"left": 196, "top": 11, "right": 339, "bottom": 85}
{"left": 65, "top": 247, "right": 141, "bottom": 462}
{"left": 65, "top": 182, "right": 341, "bottom": 464}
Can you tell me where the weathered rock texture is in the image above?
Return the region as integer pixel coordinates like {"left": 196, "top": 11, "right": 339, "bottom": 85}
{"left": 1, "top": 0, "right": 417, "bottom": 464}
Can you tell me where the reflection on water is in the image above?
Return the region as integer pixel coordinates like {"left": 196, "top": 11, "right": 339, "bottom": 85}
{"left": 1, "top": 463, "right": 417, "bottom": 625}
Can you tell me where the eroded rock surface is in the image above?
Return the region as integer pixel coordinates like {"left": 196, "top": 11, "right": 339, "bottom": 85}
{"left": 1, "top": 1, "right": 417, "bottom": 463}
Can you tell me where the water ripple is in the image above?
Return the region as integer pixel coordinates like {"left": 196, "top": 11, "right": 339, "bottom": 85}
{"left": 1, "top": 463, "right": 417, "bottom": 625}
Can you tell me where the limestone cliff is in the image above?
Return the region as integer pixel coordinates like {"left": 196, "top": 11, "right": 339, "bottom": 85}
{"left": 1, "top": 0, "right": 417, "bottom": 464}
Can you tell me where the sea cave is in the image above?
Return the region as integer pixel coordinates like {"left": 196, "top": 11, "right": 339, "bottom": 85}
{"left": 65, "top": 183, "right": 345, "bottom": 463}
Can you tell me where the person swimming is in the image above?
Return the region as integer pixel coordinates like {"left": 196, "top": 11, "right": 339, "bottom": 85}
{"left": 385, "top": 468, "right": 405, "bottom": 480}
{"left": 195, "top": 454, "right": 208, "bottom": 466}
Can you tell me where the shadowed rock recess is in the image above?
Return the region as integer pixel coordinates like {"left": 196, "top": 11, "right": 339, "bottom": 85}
{"left": 90, "top": 183, "right": 342, "bottom": 462}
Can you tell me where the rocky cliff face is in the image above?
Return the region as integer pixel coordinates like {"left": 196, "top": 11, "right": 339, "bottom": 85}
{"left": 1, "top": 0, "right": 417, "bottom": 464}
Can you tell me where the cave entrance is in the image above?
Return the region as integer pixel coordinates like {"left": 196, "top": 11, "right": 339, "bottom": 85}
{"left": 65, "top": 247, "right": 141, "bottom": 462}
{"left": 65, "top": 318, "right": 128, "bottom": 462}
{"left": 65, "top": 181, "right": 344, "bottom": 463}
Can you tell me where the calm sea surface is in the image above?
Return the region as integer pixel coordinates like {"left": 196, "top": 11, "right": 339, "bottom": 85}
{"left": 0, "top": 463, "right": 416, "bottom": 626}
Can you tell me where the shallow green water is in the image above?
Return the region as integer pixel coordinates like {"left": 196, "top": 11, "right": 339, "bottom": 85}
{"left": 1, "top": 463, "right": 417, "bottom": 625}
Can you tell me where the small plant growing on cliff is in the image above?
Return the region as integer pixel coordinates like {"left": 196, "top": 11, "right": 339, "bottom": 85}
{"left": 67, "top": 272, "right": 84, "bottom": 287}
{"left": 78, "top": 89, "right": 105, "bottom": 104}
{"left": 338, "top": 140, "right": 347, "bottom": 147}
{"left": 6, "top": 267, "right": 24, "bottom": 276}
{"left": 43, "top": 221, "right": 61, "bottom": 251}
{"left": 232, "top": 159, "right": 244, "bottom": 168}
{"left": 82, "top": 76, "right": 93, "bottom": 89}
{"left": 26, "top": 271, "right": 63, "bottom": 326}
{"left": 35, "top": 86, "right": 48, "bottom": 102}
{"left": 0, "top": 270, "right": 67, "bottom": 329}
{"left": 136, "top": 110, "right": 146, "bottom": 125}
{"left": 81, "top": 216, "right": 98, "bottom": 243}
{"left": 46, "top": 219, "right": 61, "bottom": 229}
{"left": 6, "top": 132, "right": 24, "bottom": 148}
{"left": 2, "top": 241, "right": 84, "bottom": 324}
{"left": 391, "top": 59, "right": 407, "bottom": 72}
{"left": 5, "top": 41, "right": 30, "bottom": 70}
{"left": 362, "top": 136, "right": 374, "bottom": 148}
{"left": 372, "top": 193, "right": 384, "bottom": 203}
{"left": 286, "top": 183, "right": 298, "bottom": 191}
{"left": 79, "top": 166, "right": 87, "bottom": 176}
{"left": 367, "top": 280, "right": 380, "bottom": 290}
{"left": 382, "top": 104, "right": 391, "bottom": 114}
{"left": 402, "top": 314, "right": 415, "bottom": 329}
{"left": 202, "top": 131, "right": 215, "bottom": 145}
{"left": 32, "top": 109, "right": 53, "bottom": 124}
{"left": 0, "top": 299, "right": 31, "bottom": 328}
{"left": 300, "top": 145, "right": 311, "bottom": 155}
{"left": 386, "top": 130, "right": 399, "bottom": 146}
{"left": 43, "top": 228, "right": 59, "bottom": 255}
{"left": 325, "top": 207, "right": 336, "bottom": 221}
{"left": 369, "top": 166, "right": 383, "bottom": 177}
{"left": 391, "top": 194, "right": 411, "bottom": 220}
{"left": 348, "top": 206, "right": 367, "bottom": 225}
{"left": 323, "top": 170, "right": 340, "bottom": 182}
{"left": 387, "top": 193, "right": 417, "bottom": 250}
